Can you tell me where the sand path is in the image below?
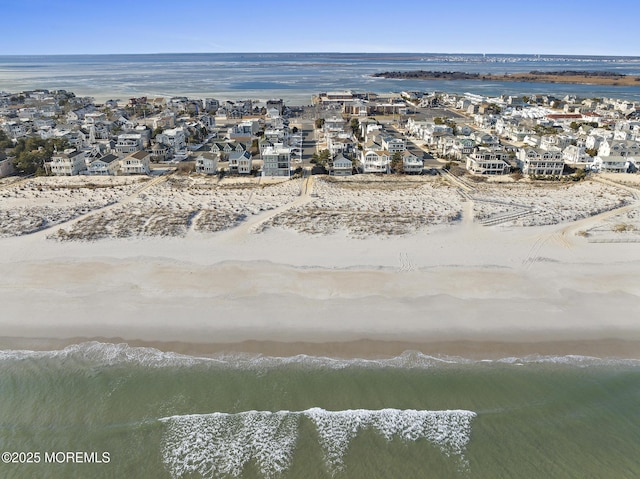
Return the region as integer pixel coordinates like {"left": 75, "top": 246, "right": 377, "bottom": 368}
{"left": 216, "top": 173, "right": 315, "bottom": 242}
{"left": 25, "top": 174, "right": 170, "bottom": 239}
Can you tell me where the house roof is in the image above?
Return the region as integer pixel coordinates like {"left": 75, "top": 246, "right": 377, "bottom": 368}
{"left": 228, "top": 150, "right": 251, "bottom": 160}
{"left": 92, "top": 154, "right": 118, "bottom": 164}
{"left": 197, "top": 152, "right": 218, "bottom": 161}
{"left": 130, "top": 150, "right": 150, "bottom": 160}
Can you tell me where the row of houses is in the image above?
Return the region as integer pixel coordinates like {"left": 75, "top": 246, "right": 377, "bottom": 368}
{"left": 4, "top": 88, "right": 640, "bottom": 179}
{"left": 47, "top": 149, "right": 151, "bottom": 176}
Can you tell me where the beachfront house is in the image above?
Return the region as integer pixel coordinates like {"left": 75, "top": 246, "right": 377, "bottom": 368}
{"left": 87, "top": 154, "right": 120, "bottom": 176}
{"left": 517, "top": 147, "right": 564, "bottom": 176}
{"left": 49, "top": 148, "right": 87, "bottom": 176}
{"left": 330, "top": 154, "right": 353, "bottom": 176}
{"left": 261, "top": 145, "right": 291, "bottom": 177}
{"left": 228, "top": 150, "right": 252, "bottom": 175}
{"left": 120, "top": 150, "right": 151, "bottom": 175}
{"left": 195, "top": 152, "right": 219, "bottom": 175}
{"left": 361, "top": 150, "right": 390, "bottom": 174}
{"left": 592, "top": 156, "right": 636, "bottom": 173}
{"left": 465, "top": 150, "right": 510, "bottom": 175}
{"left": 402, "top": 151, "right": 424, "bottom": 174}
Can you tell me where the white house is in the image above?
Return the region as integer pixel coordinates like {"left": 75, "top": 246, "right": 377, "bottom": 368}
{"left": 445, "top": 138, "right": 475, "bottom": 160}
{"left": 156, "top": 127, "right": 186, "bottom": 154}
{"left": 380, "top": 135, "right": 406, "bottom": 154}
{"left": 49, "top": 149, "right": 87, "bottom": 176}
{"left": 115, "top": 133, "right": 145, "bottom": 155}
{"left": 402, "top": 151, "right": 424, "bottom": 174}
{"left": 87, "top": 154, "right": 120, "bottom": 176}
{"left": 466, "top": 150, "right": 510, "bottom": 175}
{"left": 517, "top": 147, "right": 564, "bottom": 176}
{"left": 361, "top": 150, "right": 390, "bottom": 173}
{"left": 228, "top": 120, "right": 259, "bottom": 139}
{"left": 194, "top": 152, "right": 219, "bottom": 175}
{"left": 261, "top": 145, "right": 290, "bottom": 177}
{"left": 327, "top": 135, "right": 355, "bottom": 157}
{"left": 330, "top": 154, "right": 352, "bottom": 176}
{"left": 562, "top": 145, "right": 590, "bottom": 164}
{"left": 592, "top": 156, "right": 634, "bottom": 173}
{"left": 597, "top": 139, "right": 640, "bottom": 157}
{"left": 120, "top": 150, "right": 151, "bottom": 175}
{"left": 228, "top": 150, "right": 252, "bottom": 175}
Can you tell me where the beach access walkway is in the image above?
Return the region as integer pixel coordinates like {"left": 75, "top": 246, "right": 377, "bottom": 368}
{"left": 216, "top": 171, "right": 315, "bottom": 242}
{"left": 25, "top": 173, "right": 171, "bottom": 240}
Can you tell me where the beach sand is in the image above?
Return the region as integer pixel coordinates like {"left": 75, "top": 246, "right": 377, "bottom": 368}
{"left": 1, "top": 174, "right": 640, "bottom": 358}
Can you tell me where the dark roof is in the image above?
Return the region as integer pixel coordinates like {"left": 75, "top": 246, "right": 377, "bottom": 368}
{"left": 130, "top": 150, "right": 150, "bottom": 160}
{"left": 99, "top": 154, "right": 119, "bottom": 164}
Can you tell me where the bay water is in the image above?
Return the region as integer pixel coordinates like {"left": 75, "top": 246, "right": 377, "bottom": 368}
{"left": 1, "top": 52, "right": 640, "bottom": 103}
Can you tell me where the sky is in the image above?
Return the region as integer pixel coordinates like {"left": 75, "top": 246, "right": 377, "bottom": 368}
{"left": 0, "top": 0, "right": 638, "bottom": 56}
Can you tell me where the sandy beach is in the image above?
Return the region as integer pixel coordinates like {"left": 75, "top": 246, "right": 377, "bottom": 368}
{"left": 1, "top": 173, "right": 640, "bottom": 358}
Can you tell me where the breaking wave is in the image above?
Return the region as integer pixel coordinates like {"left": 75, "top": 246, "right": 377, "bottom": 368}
{"left": 160, "top": 408, "right": 476, "bottom": 478}
{"left": 161, "top": 411, "right": 298, "bottom": 479}
{"left": 1, "top": 342, "right": 638, "bottom": 369}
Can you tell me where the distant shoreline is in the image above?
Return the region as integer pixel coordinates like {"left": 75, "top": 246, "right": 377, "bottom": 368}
{"left": 372, "top": 70, "right": 640, "bottom": 86}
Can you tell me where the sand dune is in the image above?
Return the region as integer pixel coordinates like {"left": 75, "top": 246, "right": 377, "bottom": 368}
{"left": 1, "top": 174, "right": 640, "bottom": 356}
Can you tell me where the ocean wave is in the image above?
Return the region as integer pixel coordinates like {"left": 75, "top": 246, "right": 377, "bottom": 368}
{"left": 160, "top": 408, "right": 476, "bottom": 478}
{"left": 0, "top": 342, "right": 639, "bottom": 369}
{"left": 0, "top": 341, "right": 224, "bottom": 368}
{"left": 162, "top": 410, "right": 298, "bottom": 479}
{"left": 304, "top": 408, "right": 475, "bottom": 474}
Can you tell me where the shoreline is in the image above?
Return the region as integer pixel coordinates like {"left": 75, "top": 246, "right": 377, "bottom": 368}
{"left": 372, "top": 70, "right": 640, "bottom": 86}
{"left": 2, "top": 176, "right": 640, "bottom": 360}
{"left": 2, "top": 336, "right": 640, "bottom": 360}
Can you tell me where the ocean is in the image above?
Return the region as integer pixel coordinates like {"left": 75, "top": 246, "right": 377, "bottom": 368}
{"left": 1, "top": 342, "right": 639, "bottom": 478}
{"left": 1, "top": 52, "right": 640, "bottom": 104}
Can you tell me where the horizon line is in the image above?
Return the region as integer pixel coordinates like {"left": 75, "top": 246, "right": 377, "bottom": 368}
{"left": 1, "top": 51, "right": 640, "bottom": 59}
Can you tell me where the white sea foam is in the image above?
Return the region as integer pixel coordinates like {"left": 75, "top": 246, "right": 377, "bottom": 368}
{"left": 162, "top": 411, "right": 298, "bottom": 479}
{"left": 0, "top": 342, "right": 639, "bottom": 369}
{"left": 160, "top": 408, "right": 477, "bottom": 478}
{"left": 0, "top": 341, "right": 224, "bottom": 368}
{"left": 303, "top": 408, "right": 476, "bottom": 473}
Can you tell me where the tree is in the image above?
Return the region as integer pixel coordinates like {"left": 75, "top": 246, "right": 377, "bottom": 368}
{"left": 11, "top": 137, "right": 68, "bottom": 175}
{"left": 350, "top": 118, "right": 363, "bottom": 142}
{"left": 585, "top": 148, "right": 598, "bottom": 157}
{"left": 390, "top": 152, "right": 403, "bottom": 173}
{"left": 152, "top": 126, "right": 163, "bottom": 139}
{"left": 0, "top": 129, "right": 13, "bottom": 149}
{"left": 315, "top": 118, "right": 325, "bottom": 129}
{"left": 312, "top": 149, "right": 330, "bottom": 167}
